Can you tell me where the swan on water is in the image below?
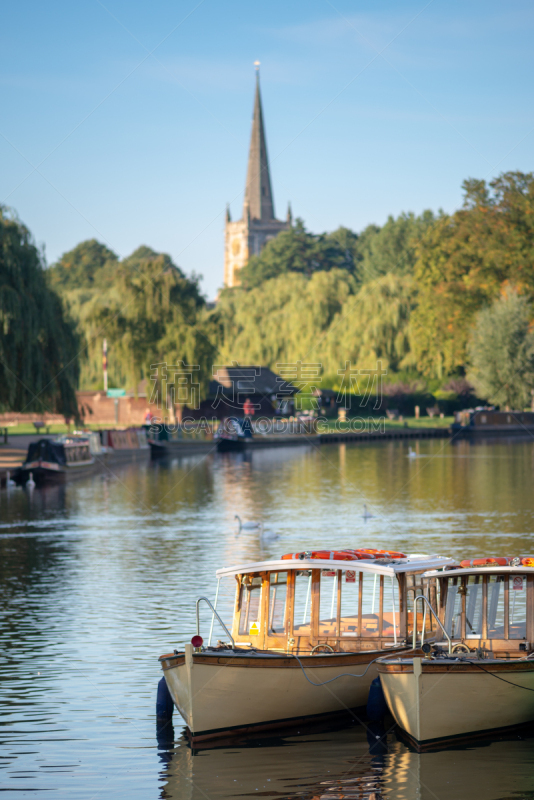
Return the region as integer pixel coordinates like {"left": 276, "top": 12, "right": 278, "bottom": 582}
{"left": 235, "top": 514, "right": 261, "bottom": 532}
{"left": 408, "top": 447, "right": 418, "bottom": 459}
{"left": 6, "top": 470, "right": 16, "bottom": 489}
{"left": 26, "top": 472, "right": 36, "bottom": 490}
{"left": 260, "top": 525, "right": 280, "bottom": 543}
{"left": 362, "top": 504, "right": 374, "bottom": 520}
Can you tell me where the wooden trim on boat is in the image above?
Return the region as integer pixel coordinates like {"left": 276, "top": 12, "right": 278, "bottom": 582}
{"left": 160, "top": 647, "right": 408, "bottom": 671}
{"left": 378, "top": 659, "right": 534, "bottom": 675}
{"left": 159, "top": 653, "right": 186, "bottom": 669}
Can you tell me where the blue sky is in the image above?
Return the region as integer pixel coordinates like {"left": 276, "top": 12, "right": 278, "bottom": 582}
{"left": 1, "top": 0, "right": 533, "bottom": 298}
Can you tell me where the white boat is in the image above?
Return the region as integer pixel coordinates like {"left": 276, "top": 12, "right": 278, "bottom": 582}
{"left": 378, "top": 556, "right": 534, "bottom": 749}
{"left": 158, "top": 547, "right": 453, "bottom": 743}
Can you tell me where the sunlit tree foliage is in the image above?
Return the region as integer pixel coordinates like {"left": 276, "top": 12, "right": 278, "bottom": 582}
{"left": 0, "top": 207, "right": 79, "bottom": 416}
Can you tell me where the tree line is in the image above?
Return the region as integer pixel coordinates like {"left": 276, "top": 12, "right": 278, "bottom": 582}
{"left": 2, "top": 170, "right": 534, "bottom": 416}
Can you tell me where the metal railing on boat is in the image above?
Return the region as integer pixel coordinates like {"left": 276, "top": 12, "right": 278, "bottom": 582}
{"left": 413, "top": 594, "right": 452, "bottom": 653}
{"left": 196, "top": 596, "right": 235, "bottom": 649}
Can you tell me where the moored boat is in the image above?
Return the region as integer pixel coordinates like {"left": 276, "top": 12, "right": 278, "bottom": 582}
{"left": 378, "top": 556, "right": 534, "bottom": 749}
{"left": 158, "top": 548, "right": 454, "bottom": 743}
{"left": 214, "top": 417, "right": 252, "bottom": 452}
{"left": 15, "top": 436, "right": 95, "bottom": 484}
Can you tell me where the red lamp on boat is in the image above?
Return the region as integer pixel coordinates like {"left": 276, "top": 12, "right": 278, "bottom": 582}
{"left": 191, "top": 635, "right": 203, "bottom": 651}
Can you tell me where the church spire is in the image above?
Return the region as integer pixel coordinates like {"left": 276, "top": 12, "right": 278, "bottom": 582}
{"left": 244, "top": 64, "right": 275, "bottom": 221}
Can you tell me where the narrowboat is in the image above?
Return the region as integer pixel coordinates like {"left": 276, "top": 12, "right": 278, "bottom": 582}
{"left": 378, "top": 555, "right": 534, "bottom": 749}
{"left": 452, "top": 408, "right": 534, "bottom": 437}
{"left": 158, "top": 547, "right": 454, "bottom": 743}
{"left": 15, "top": 436, "right": 95, "bottom": 484}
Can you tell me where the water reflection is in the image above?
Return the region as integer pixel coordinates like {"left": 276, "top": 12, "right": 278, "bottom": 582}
{"left": 159, "top": 722, "right": 534, "bottom": 800}
{"left": 2, "top": 439, "right": 534, "bottom": 798}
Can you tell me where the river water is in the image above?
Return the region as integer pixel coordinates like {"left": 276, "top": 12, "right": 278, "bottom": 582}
{"left": 1, "top": 438, "right": 534, "bottom": 799}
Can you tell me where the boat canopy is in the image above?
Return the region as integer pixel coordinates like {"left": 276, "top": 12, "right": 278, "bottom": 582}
{"left": 25, "top": 439, "right": 67, "bottom": 466}
{"left": 216, "top": 554, "right": 454, "bottom": 580}
{"left": 423, "top": 564, "right": 534, "bottom": 579}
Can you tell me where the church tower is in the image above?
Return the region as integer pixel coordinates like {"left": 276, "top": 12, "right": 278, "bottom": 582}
{"left": 224, "top": 66, "right": 291, "bottom": 288}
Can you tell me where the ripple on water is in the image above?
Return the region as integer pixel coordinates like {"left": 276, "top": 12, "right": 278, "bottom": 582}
{"left": 2, "top": 440, "right": 534, "bottom": 798}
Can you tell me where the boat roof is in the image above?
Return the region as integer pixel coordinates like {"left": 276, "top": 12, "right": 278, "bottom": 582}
{"left": 216, "top": 554, "right": 455, "bottom": 580}
{"left": 424, "top": 565, "right": 534, "bottom": 578}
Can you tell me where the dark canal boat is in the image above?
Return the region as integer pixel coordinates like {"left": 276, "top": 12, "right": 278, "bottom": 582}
{"left": 15, "top": 437, "right": 95, "bottom": 484}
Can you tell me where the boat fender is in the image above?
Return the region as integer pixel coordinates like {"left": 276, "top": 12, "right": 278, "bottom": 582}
{"left": 156, "top": 677, "right": 174, "bottom": 721}
{"left": 366, "top": 676, "right": 387, "bottom": 721}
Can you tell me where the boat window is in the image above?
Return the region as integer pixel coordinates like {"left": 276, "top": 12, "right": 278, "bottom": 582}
{"left": 444, "top": 578, "right": 462, "bottom": 638}
{"left": 509, "top": 575, "right": 527, "bottom": 639}
{"left": 381, "top": 576, "right": 400, "bottom": 639}
{"left": 268, "top": 572, "right": 288, "bottom": 634}
{"left": 465, "top": 576, "right": 483, "bottom": 637}
{"left": 487, "top": 575, "right": 506, "bottom": 638}
{"left": 238, "top": 576, "right": 262, "bottom": 636}
{"left": 340, "top": 569, "right": 359, "bottom": 636}
{"left": 293, "top": 570, "right": 312, "bottom": 635}
{"left": 318, "top": 570, "right": 339, "bottom": 637}
{"left": 361, "top": 572, "right": 380, "bottom": 636}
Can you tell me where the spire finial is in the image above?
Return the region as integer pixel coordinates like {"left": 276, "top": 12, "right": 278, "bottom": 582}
{"left": 254, "top": 60, "right": 260, "bottom": 74}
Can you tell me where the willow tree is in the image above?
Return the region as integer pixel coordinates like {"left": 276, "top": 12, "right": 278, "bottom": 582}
{"left": 89, "top": 247, "right": 215, "bottom": 420}
{"left": 0, "top": 207, "right": 79, "bottom": 416}
{"left": 324, "top": 273, "right": 418, "bottom": 376}
{"left": 214, "top": 269, "right": 356, "bottom": 369}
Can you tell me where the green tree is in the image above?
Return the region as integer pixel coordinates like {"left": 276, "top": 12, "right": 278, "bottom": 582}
{"left": 409, "top": 172, "right": 534, "bottom": 378}
{"left": 47, "top": 239, "right": 118, "bottom": 290}
{"left": 356, "top": 211, "right": 435, "bottom": 282}
{"left": 239, "top": 219, "right": 358, "bottom": 289}
{"left": 85, "top": 247, "right": 215, "bottom": 418}
{"left": 324, "top": 273, "right": 418, "bottom": 374}
{"left": 0, "top": 207, "right": 79, "bottom": 416}
{"left": 466, "top": 289, "right": 534, "bottom": 409}
{"left": 214, "top": 269, "right": 356, "bottom": 369}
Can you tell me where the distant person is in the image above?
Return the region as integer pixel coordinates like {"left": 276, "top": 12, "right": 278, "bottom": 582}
{"left": 243, "top": 398, "right": 254, "bottom": 417}
{"left": 144, "top": 408, "right": 153, "bottom": 425}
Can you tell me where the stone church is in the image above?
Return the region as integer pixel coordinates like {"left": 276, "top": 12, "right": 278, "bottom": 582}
{"left": 224, "top": 69, "right": 291, "bottom": 288}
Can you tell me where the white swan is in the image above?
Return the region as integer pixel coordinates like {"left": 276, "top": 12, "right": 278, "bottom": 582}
{"left": 408, "top": 447, "right": 418, "bottom": 459}
{"left": 235, "top": 514, "right": 261, "bottom": 532}
{"left": 6, "top": 470, "right": 16, "bottom": 489}
{"left": 260, "top": 525, "right": 280, "bottom": 543}
{"left": 362, "top": 504, "right": 374, "bottom": 520}
{"left": 26, "top": 472, "right": 36, "bottom": 490}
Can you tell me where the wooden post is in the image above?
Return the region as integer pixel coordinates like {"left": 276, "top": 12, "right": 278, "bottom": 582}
{"left": 527, "top": 575, "right": 534, "bottom": 645}
{"left": 398, "top": 573, "right": 407, "bottom": 640}
{"left": 461, "top": 578, "right": 467, "bottom": 640}
{"left": 504, "top": 575, "right": 509, "bottom": 640}
{"left": 378, "top": 575, "right": 384, "bottom": 637}
{"left": 357, "top": 571, "right": 363, "bottom": 638}
{"left": 336, "top": 569, "right": 342, "bottom": 648}
{"left": 481, "top": 576, "right": 488, "bottom": 640}
{"left": 311, "top": 569, "right": 320, "bottom": 644}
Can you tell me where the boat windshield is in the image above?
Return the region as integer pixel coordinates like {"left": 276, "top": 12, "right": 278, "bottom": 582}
{"left": 268, "top": 572, "right": 288, "bottom": 634}
{"left": 444, "top": 573, "right": 528, "bottom": 640}
{"left": 238, "top": 576, "right": 262, "bottom": 636}
{"left": 293, "top": 571, "right": 312, "bottom": 635}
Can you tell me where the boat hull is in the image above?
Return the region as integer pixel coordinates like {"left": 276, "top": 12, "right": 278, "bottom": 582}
{"left": 160, "top": 645, "right": 399, "bottom": 742}
{"left": 379, "top": 656, "right": 534, "bottom": 748}
{"left": 215, "top": 437, "right": 246, "bottom": 452}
